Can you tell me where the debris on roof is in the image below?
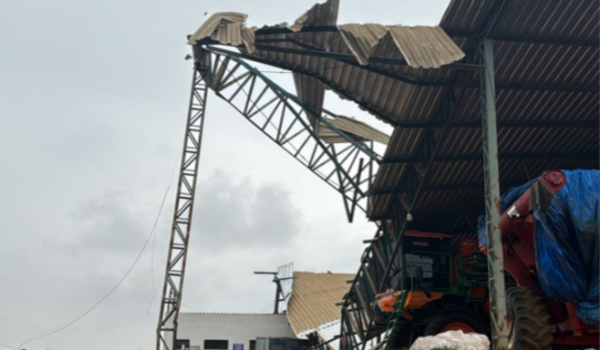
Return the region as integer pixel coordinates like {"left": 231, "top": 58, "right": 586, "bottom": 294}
{"left": 189, "top": 3, "right": 463, "bottom": 68}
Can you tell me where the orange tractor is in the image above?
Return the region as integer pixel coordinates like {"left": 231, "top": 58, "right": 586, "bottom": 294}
{"left": 372, "top": 232, "right": 491, "bottom": 345}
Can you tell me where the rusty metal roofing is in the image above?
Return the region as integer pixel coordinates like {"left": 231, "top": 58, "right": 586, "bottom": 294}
{"left": 369, "top": 0, "right": 599, "bottom": 229}
{"left": 286, "top": 271, "right": 353, "bottom": 335}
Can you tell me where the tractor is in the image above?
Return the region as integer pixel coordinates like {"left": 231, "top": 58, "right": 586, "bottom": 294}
{"left": 371, "top": 231, "right": 491, "bottom": 346}
{"left": 374, "top": 170, "right": 599, "bottom": 349}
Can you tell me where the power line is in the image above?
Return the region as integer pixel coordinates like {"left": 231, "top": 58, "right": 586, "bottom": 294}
{"left": 17, "top": 160, "right": 179, "bottom": 349}
{"left": 0, "top": 342, "right": 19, "bottom": 350}
{"left": 180, "top": 303, "right": 202, "bottom": 312}
{"left": 147, "top": 150, "right": 182, "bottom": 315}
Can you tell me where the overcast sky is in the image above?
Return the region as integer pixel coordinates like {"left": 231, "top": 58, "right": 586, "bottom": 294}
{"left": 0, "top": 1, "right": 450, "bottom": 349}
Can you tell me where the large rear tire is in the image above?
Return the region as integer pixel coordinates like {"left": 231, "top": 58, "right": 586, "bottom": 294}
{"left": 423, "top": 312, "right": 487, "bottom": 335}
{"left": 506, "top": 287, "right": 553, "bottom": 350}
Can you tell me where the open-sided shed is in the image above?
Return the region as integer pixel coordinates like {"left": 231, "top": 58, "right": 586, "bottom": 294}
{"left": 174, "top": 1, "right": 599, "bottom": 349}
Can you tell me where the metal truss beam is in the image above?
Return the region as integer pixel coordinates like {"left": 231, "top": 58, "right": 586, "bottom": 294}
{"left": 391, "top": 120, "right": 599, "bottom": 129}
{"left": 197, "top": 45, "right": 382, "bottom": 222}
{"left": 228, "top": 50, "right": 404, "bottom": 126}
{"left": 204, "top": 39, "right": 598, "bottom": 95}
{"left": 255, "top": 26, "right": 600, "bottom": 48}
{"left": 253, "top": 44, "right": 481, "bottom": 71}
{"left": 156, "top": 43, "right": 386, "bottom": 349}
{"left": 381, "top": 151, "right": 600, "bottom": 165}
{"left": 446, "top": 29, "right": 600, "bottom": 48}
{"left": 156, "top": 69, "right": 208, "bottom": 350}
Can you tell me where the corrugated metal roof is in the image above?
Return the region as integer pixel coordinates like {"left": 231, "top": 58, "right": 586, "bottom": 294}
{"left": 190, "top": 0, "right": 598, "bottom": 231}
{"left": 188, "top": 12, "right": 256, "bottom": 52}
{"left": 286, "top": 271, "right": 353, "bottom": 335}
{"left": 338, "top": 24, "right": 465, "bottom": 68}
{"left": 314, "top": 320, "right": 342, "bottom": 350}
{"left": 369, "top": 0, "right": 599, "bottom": 228}
{"left": 190, "top": 0, "right": 464, "bottom": 129}
{"left": 319, "top": 115, "right": 390, "bottom": 144}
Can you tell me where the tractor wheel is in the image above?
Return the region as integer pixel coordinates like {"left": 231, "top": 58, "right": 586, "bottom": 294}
{"left": 506, "top": 287, "right": 552, "bottom": 350}
{"left": 424, "top": 312, "right": 487, "bottom": 335}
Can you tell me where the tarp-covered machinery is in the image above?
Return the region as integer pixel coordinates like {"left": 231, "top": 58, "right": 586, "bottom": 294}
{"left": 376, "top": 170, "right": 599, "bottom": 349}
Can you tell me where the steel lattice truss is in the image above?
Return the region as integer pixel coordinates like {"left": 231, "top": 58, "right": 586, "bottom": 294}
{"left": 156, "top": 45, "right": 385, "bottom": 350}
{"left": 157, "top": 69, "right": 208, "bottom": 350}
{"left": 201, "top": 46, "right": 383, "bottom": 221}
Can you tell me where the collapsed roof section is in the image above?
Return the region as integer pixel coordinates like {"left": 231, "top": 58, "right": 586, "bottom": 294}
{"left": 189, "top": 0, "right": 598, "bottom": 232}
{"left": 188, "top": 0, "right": 466, "bottom": 144}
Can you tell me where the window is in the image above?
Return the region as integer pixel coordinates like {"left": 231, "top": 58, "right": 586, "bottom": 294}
{"left": 177, "top": 339, "right": 191, "bottom": 350}
{"left": 250, "top": 340, "right": 256, "bottom": 350}
{"left": 204, "top": 340, "right": 229, "bottom": 350}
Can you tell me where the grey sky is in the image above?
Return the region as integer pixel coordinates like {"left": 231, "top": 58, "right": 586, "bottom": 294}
{"left": 0, "top": 1, "right": 449, "bottom": 349}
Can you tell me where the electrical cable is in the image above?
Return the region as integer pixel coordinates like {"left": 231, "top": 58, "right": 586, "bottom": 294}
{"left": 180, "top": 303, "right": 201, "bottom": 312}
{"left": 147, "top": 150, "right": 182, "bottom": 315}
{"left": 0, "top": 342, "right": 19, "bottom": 350}
{"left": 17, "top": 154, "right": 180, "bottom": 350}
{"left": 254, "top": 300, "right": 275, "bottom": 314}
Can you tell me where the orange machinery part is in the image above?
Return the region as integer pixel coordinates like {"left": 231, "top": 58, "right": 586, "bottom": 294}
{"left": 376, "top": 290, "right": 444, "bottom": 313}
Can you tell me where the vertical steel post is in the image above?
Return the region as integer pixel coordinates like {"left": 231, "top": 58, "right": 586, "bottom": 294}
{"left": 481, "top": 38, "right": 509, "bottom": 350}
{"left": 274, "top": 279, "right": 282, "bottom": 314}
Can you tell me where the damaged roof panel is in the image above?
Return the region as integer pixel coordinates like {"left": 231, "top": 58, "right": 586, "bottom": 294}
{"left": 286, "top": 271, "right": 353, "bottom": 335}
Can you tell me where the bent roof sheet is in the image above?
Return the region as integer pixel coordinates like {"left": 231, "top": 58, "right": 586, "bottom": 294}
{"left": 190, "top": 0, "right": 465, "bottom": 127}
{"left": 285, "top": 271, "right": 353, "bottom": 335}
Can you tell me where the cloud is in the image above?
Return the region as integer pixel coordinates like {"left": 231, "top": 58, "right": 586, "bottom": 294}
{"left": 193, "top": 170, "right": 301, "bottom": 249}
{"left": 0, "top": 0, "right": 449, "bottom": 349}
{"left": 68, "top": 190, "right": 149, "bottom": 253}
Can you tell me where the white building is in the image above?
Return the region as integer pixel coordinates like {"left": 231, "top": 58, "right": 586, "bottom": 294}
{"left": 177, "top": 270, "right": 353, "bottom": 350}
{"left": 176, "top": 313, "right": 296, "bottom": 350}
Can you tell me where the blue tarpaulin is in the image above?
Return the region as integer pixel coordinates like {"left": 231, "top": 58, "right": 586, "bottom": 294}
{"left": 478, "top": 169, "right": 599, "bottom": 326}
{"left": 477, "top": 177, "right": 537, "bottom": 248}
{"left": 535, "top": 169, "right": 599, "bottom": 325}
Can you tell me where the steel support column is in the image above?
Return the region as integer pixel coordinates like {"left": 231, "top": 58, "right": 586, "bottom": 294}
{"left": 481, "top": 38, "right": 509, "bottom": 350}
{"left": 156, "top": 68, "right": 208, "bottom": 350}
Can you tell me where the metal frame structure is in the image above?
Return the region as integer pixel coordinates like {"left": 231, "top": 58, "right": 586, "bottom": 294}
{"left": 156, "top": 44, "right": 387, "bottom": 350}
{"left": 198, "top": 45, "right": 383, "bottom": 221}
{"left": 157, "top": 69, "right": 208, "bottom": 350}
{"left": 339, "top": 2, "right": 513, "bottom": 348}
{"left": 339, "top": 89, "right": 458, "bottom": 350}
{"left": 157, "top": 1, "right": 581, "bottom": 347}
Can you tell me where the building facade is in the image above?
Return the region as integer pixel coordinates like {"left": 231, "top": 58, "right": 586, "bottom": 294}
{"left": 176, "top": 313, "right": 296, "bottom": 350}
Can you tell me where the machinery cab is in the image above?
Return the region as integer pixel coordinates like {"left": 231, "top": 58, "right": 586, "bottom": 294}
{"left": 371, "top": 230, "right": 490, "bottom": 342}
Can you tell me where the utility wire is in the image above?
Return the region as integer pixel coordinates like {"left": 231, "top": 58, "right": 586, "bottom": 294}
{"left": 17, "top": 156, "right": 180, "bottom": 350}
{"left": 180, "top": 303, "right": 202, "bottom": 312}
{"left": 0, "top": 342, "right": 18, "bottom": 350}
{"left": 147, "top": 150, "right": 182, "bottom": 315}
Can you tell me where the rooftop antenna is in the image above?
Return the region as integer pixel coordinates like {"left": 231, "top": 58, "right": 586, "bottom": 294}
{"left": 254, "top": 271, "right": 295, "bottom": 314}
